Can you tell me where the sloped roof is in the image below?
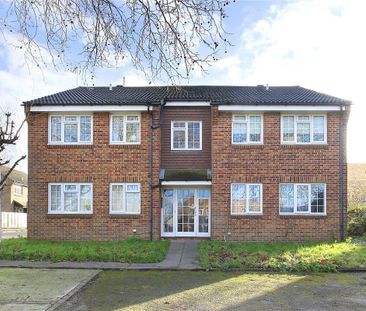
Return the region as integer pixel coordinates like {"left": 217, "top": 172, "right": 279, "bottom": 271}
{"left": 24, "top": 85, "right": 350, "bottom": 106}
{"left": 0, "top": 167, "right": 28, "bottom": 186}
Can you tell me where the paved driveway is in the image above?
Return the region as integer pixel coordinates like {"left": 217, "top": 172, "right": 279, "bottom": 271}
{"left": 59, "top": 271, "right": 366, "bottom": 311}
{"left": 0, "top": 268, "right": 99, "bottom": 311}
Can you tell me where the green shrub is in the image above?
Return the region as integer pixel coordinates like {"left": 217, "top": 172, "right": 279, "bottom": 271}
{"left": 347, "top": 204, "right": 366, "bottom": 236}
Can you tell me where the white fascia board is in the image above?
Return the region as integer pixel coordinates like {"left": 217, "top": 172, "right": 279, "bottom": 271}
{"left": 165, "top": 101, "right": 211, "bottom": 107}
{"left": 30, "top": 105, "right": 148, "bottom": 112}
{"left": 161, "top": 181, "right": 212, "bottom": 186}
{"left": 218, "top": 105, "right": 341, "bottom": 112}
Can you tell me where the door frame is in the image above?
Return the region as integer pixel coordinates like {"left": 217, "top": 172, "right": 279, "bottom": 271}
{"left": 161, "top": 186, "right": 211, "bottom": 238}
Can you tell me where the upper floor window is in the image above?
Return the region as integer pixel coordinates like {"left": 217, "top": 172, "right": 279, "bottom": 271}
{"left": 48, "top": 183, "right": 93, "bottom": 214}
{"left": 14, "top": 184, "right": 23, "bottom": 196}
{"left": 110, "top": 183, "right": 141, "bottom": 214}
{"left": 171, "top": 121, "right": 202, "bottom": 150}
{"left": 110, "top": 114, "right": 140, "bottom": 144}
{"left": 231, "top": 183, "right": 263, "bottom": 215}
{"left": 281, "top": 114, "right": 327, "bottom": 144}
{"left": 232, "top": 115, "right": 263, "bottom": 144}
{"left": 279, "top": 183, "right": 326, "bottom": 215}
{"left": 49, "top": 114, "right": 92, "bottom": 144}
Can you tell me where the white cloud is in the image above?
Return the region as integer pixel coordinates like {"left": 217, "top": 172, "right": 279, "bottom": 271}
{"left": 202, "top": 0, "right": 366, "bottom": 162}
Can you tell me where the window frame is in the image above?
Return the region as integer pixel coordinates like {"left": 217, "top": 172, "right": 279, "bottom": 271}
{"left": 48, "top": 113, "right": 93, "bottom": 145}
{"left": 279, "top": 183, "right": 327, "bottom": 215}
{"left": 14, "top": 184, "right": 23, "bottom": 196}
{"left": 230, "top": 183, "right": 263, "bottom": 215}
{"left": 48, "top": 183, "right": 93, "bottom": 214}
{"left": 109, "top": 113, "right": 141, "bottom": 145}
{"left": 232, "top": 114, "right": 264, "bottom": 145}
{"left": 280, "top": 114, "right": 327, "bottom": 145}
{"left": 170, "top": 121, "right": 203, "bottom": 151}
{"left": 109, "top": 183, "right": 141, "bottom": 215}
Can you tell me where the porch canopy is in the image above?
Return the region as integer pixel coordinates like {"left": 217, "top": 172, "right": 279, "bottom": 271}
{"left": 159, "top": 169, "right": 211, "bottom": 185}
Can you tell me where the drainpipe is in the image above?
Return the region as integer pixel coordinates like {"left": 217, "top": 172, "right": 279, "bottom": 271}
{"left": 148, "top": 99, "right": 167, "bottom": 241}
{"left": 339, "top": 104, "right": 345, "bottom": 241}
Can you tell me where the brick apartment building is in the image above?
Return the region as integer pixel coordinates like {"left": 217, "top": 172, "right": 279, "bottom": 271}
{"left": 24, "top": 85, "right": 350, "bottom": 241}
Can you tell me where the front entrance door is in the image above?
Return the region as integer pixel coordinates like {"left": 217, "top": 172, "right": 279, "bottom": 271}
{"left": 161, "top": 188, "right": 210, "bottom": 237}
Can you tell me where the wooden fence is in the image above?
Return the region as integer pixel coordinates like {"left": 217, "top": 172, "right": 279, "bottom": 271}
{"left": 1, "top": 212, "right": 27, "bottom": 229}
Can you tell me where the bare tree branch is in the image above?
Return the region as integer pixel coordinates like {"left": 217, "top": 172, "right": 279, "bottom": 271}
{"left": 0, "top": 112, "right": 27, "bottom": 190}
{"left": 0, "top": 0, "right": 235, "bottom": 83}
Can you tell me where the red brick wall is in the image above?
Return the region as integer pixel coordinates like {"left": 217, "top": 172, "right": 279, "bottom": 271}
{"left": 27, "top": 110, "right": 161, "bottom": 241}
{"left": 27, "top": 106, "right": 348, "bottom": 242}
{"left": 211, "top": 107, "right": 348, "bottom": 241}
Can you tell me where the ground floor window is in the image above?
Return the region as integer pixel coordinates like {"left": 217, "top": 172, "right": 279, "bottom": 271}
{"left": 279, "top": 183, "right": 326, "bottom": 215}
{"left": 231, "top": 183, "right": 263, "bottom": 215}
{"left": 110, "top": 183, "right": 141, "bottom": 214}
{"left": 48, "top": 183, "right": 93, "bottom": 214}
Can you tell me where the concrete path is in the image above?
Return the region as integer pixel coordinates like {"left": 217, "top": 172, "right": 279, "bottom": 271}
{"left": 0, "top": 229, "right": 27, "bottom": 239}
{"left": 0, "top": 268, "right": 99, "bottom": 311}
{"left": 0, "top": 240, "right": 202, "bottom": 270}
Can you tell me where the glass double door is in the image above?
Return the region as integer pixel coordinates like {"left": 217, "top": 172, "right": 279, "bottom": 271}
{"left": 161, "top": 188, "right": 210, "bottom": 237}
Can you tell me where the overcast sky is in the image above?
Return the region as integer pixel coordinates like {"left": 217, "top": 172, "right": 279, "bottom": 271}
{"left": 0, "top": 0, "right": 365, "bottom": 172}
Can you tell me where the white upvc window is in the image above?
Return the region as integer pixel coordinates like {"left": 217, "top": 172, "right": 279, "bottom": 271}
{"left": 110, "top": 114, "right": 141, "bottom": 144}
{"left": 232, "top": 114, "right": 263, "bottom": 144}
{"left": 14, "top": 184, "right": 23, "bottom": 196}
{"left": 281, "top": 114, "right": 327, "bottom": 144}
{"left": 231, "top": 183, "right": 263, "bottom": 215}
{"left": 110, "top": 183, "right": 141, "bottom": 214}
{"left": 279, "top": 183, "right": 326, "bottom": 215}
{"left": 49, "top": 114, "right": 93, "bottom": 144}
{"left": 48, "top": 183, "right": 93, "bottom": 214}
{"left": 171, "top": 121, "right": 202, "bottom": 150}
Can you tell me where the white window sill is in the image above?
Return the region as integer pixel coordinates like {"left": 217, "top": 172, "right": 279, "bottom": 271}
{"left": 231, "top": 213, "right": 263, "bottom": 216}
{"left": 171, "top": 148, "right": 202, "bottom": 151}
{"left": 279, "top": 213, "right": 326, "bottom": 216}
{"left": 232, "top": 142, "right": 263, "bottom": 145}
{"left": 109, "top": 212, "right": 141, "bottom": 215}
{"left": 109, "top": 142, "right": 141, "bottom": 145}
{"left": 280, "top": 142, "right": 328, "bottom": 145}
{"left": 48, "top": 212, "right": 93, "bottom": 215}
{"left": 48, "top": 142, "right": 93, "bottom": 146}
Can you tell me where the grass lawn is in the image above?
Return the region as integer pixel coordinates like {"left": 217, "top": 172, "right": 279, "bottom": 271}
{"left": 200, "top": 238, "right": 366, "bottom": 272}
{"left": 0, "top": 238, "right": 169, "bottom": 263}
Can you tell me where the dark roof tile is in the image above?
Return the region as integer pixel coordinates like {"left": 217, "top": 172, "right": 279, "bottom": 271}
{"left": 24, "top": 85, "right": 350, "bottom": 106}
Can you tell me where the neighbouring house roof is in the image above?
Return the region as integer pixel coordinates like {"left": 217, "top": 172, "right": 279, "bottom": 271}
{"left": 23, "top": 85, "right": 350, "bottom": 106}
{"left": 0, "top": 167, "right": 28, "bottom": 186}
{"left": 160, "top": 169, "right": 212, "bottom": 181}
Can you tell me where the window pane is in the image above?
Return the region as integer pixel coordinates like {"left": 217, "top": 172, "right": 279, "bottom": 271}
{"left": 64, "top": 192, "right": 78, "bottom": 212}
{"left": 233, "top": 115, "right": 246, "bottom": 121}
{"left": 112, "top": 116, "right": 124, "bottom": 142}
{"left": 51, "top": 117, "right": 62, "bottom": 142}
{"left": 64, "top": 184, "right": 77, "bottom": 191}
{"left": 311, "top": 184, "right": 325, "bottom": 213}
{"left": 126, "top": 184, "right": 139, "bottom": 192}
{"left": 173, "top": 122, "right": 185, "bottom": 128}
{"left": 80, "top": 116, "right": 92, "bottom": 142}
{"left": 280, "top": 184, "right": 294, "bottom": 213}
{"left": 232, "top": 184, "right": 246, "bottom": 214}
{"left": 233, "top": 122, "right": 247, "bottom": 143}
{"left": 248, "top": 185, "right": 261, "bottom": 212}
{"left": 163, "top": 189, "right": 174, "bottom": 233}
{"left": 64, "top": 123, "right": 78, "bottom": 143}
{"left": 126, "top": 192, "right": 140, "bottom": 213}
{"left": 198, "top": 189, "right": 210, "bottom": 198}
{"left": 173, "top": 130, "right": 186, "bottom": 148}
{"left": 111, "top": 185, "right": 124, "bottom": 212}
{"left": 80, "top": 185, "right": 92, "bottom": 212}
{"left": 249, "top": 116, "right": 261, "bottom": 142}
{"left": 64, "top": 116, "right": 77, "bottom": 122}
{"left": 50, "top": 185, "right": 62, "bottom": 211}
{"left": 188, "top": 122, "right": 200, "bottom": 149}
{"left": 297, "top": 122, "right": 311, "bottom": 143}
{"left": 313, "top": 116, "right": 325, "bottom": 142}
{"left": 126, "top": 123, "right": 139, "bottom": 143}
{"left": 296, "top": 185, "right": 309, "bottom": 212}
{"left": 127, "top": 116, "right": 139, "bottom": 121}
{"left": 282, "top": 116, "right": 295, "bottom": 142}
